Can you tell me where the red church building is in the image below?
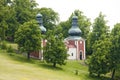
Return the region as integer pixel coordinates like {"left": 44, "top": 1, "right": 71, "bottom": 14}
{"left": 31, "top": 14, "right": 86, "bottom": 60}
{"left": 64, "top": 15, "right": 86, "bottom": 60}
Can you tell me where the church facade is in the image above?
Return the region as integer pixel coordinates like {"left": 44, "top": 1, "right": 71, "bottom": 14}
{"left": 30, "top": 14, "right": 86, "bottom": 60}
{"left": 64, "top": 15, "right": 86, "bottom": 60}
{"left": 64, "top": 37, "right": 86, "bottom": 60}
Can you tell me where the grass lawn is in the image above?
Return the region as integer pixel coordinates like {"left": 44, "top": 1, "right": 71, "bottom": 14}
{"left": 0, "top": 50, "right": 109, "bottom": 80}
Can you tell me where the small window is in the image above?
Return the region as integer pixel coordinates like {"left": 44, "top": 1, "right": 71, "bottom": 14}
{"left": 80, "top": 41, "right": 82, "bottom": 44}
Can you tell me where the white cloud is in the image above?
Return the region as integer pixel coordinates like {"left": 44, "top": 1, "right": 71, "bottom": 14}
{"left": 36, "top": 0, "right": 120, "bottom": 29}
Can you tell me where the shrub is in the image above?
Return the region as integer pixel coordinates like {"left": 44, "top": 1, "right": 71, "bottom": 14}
{"left": 1, "top": 41, "right": 7, "bottom": 49}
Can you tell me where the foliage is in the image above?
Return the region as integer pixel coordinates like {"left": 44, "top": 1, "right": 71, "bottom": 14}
{"left": 88, "top": 35, "right": 111, "bottom": 77}
{"left": 110, "top": 23, "right": 120, "bottom": 79}
{"left": 15, "top": 20, "right": 41, "bottom": 59}
{"left": 43, "top": 29, "right": 67, "bottom": 67}
{"left": 0, "top": 0, "right": 38, "bottom": 41}
{"left": 7, "top": 45, "right": 14, "bottom": 53}
{"left": 1, "top": 41, "right": 7, "bottom": 49}
{"left": 0, "top": 0, "right": 10, "bottom": 40}
{"left": 13, "top": 0, "right": 38, "bottom": 24}
{"left": 87, "top": 12, "right": 110, "bottom": 55}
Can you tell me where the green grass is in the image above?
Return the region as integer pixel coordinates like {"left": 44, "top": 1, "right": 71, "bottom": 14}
{"left": 0, "top": 50, "right": 110, "bottom": 80}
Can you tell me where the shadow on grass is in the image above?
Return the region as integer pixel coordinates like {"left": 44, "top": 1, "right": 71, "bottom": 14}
{"left": 37, "top": 62, "right": 63, "bottom": 71}
{"left": 4, "top": 52, "right": 35, "bottom": 64}
{"left": 2, "top": 51, "right": 63, "bottom": 71}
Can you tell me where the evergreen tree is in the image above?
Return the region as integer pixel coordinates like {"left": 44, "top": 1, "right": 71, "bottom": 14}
{"left": 87, "top": 12, "right": 109, "bottom": 55}
{"left": 110, "top": 23, "right": 120, "bottom": 79}
{"left": 88, "top": 35, "right": 111, "bottom": 77}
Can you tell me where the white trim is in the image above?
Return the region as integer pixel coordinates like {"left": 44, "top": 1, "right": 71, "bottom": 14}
{"left": 76, "top": 40, "right": 78, "bottom": 60}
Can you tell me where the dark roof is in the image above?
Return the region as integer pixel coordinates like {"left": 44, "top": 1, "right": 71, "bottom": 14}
{"left": 36, "top": 13, "right": 46, "bottom": 34}
{"left": 68, "top": 15, "right": 81, "bottom": 36}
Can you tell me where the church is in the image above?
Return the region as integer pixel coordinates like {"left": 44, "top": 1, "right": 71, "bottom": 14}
{"left": 30, "top": 13, "right": 86, "bottom": 60}
{"left": 64, "top": 15, "right": 86, "bottom": 60}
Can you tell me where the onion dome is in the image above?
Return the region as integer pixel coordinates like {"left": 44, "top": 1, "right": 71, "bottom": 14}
{"left": 36, "top": 13, "right": 46, "bottom": 34}
{"left": 68, "top": 15, "right": 81, "bottom": 36}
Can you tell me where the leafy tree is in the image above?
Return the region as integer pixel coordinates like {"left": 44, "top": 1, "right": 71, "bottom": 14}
{"left": 0, "top": 0, "right": 11, "bottom": 40}
{"left": 88, "top": 35, "right": 111, "bottom": 77}
{"left": 13, "top": 0, "right": 38, "bottom": 24}
{"left": 0, "top": 0, "right": 38, "bottom": 41}
{"left": 43, "top": 29, "right": 67, "bottom": 67}
{"left": 15, "top": 20, "right": 41, "bottom": 59}
{"left": 87, "top": 12, "right": 110, "bottom": 55}
{"left": 5, "top": 1, "right": 18, "bottom": 41}
{"left": 36, "top": 7, "right": 59, "bottom": 30}
{"left": 6, "top": 0, "right": 38, "bottom": 41}
{"left": 57, "top": 21, "right": 71, "bottom": 38}
{"left": 110, "top": 23, "right": 120, "bottom": 79}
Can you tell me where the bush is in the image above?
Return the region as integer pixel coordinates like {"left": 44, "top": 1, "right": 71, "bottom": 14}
{"left": 1, "top": 41, "right": 7, "bottom": 49}
{"left": 7, "top": 45, "right": 14, "bottom": 53}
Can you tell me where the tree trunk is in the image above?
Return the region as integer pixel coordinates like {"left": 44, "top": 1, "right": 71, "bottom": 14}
{"left": 53, "top": 62, "right": 56, "bottom": 67}
{"left": 27, "top": 52, "right": 30, "bottom": 60}
{"left": 111, "top": 69, "right": 115, "bottom": 80}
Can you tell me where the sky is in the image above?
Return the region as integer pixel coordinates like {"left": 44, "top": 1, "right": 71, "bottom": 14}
{"left": 36, "top": 0, "right": 120, "bottom": 29}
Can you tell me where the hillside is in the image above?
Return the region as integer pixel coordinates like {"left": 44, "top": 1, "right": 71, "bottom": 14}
{"left": 0, "top": 50, "right": 109, "bottom": 80}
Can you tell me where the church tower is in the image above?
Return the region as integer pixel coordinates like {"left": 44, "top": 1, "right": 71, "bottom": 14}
{"left": 30, "top": 13, "right": 47, "bottom": 59}
{"left": 65, "top": 15, "right": 86, "bottom": 60}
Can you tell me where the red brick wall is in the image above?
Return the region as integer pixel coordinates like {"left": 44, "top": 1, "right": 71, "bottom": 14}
{"left": 30, "top": 51, "right": 39, "bottom": 58}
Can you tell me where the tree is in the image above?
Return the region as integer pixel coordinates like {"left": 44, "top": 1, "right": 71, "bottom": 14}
{"left": 15, "top": 20, "right": 41, "bottom": 59}
{"left": 35, "top": 7, "right": 59, "bottom": 30}
{"left": 0, "top": 0, "right": 11, "bottom": 40}
{"left": 0, "top": 0, "right": 38, "bottom": 41}
{"left": 57, "top": 21, "right": 71, "bottom": 38}
{"left": 5, "top": 1, "right": 18, "bottom": 41}
{"left": 6, "top": 0, "right": 38, "bottom": 41}
{"left": 110, "top": 23, "right": 120, "bottom": 79}
{"left": 88, "top": 35, "right": 111, "bottom": 77}
{"left": 87, "top": 12, "right": 109, "bottom": 55}
{"left": 43, "top": 29, "right": 67, "bottom": 67}
{"left": 13, "top": 0, "right": 38, "bottom": 24}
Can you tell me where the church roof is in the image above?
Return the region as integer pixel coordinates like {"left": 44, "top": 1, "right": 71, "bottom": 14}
{"left": 65, "top": 36, "right": 85, "bottom": 41}
{"left": 36, "top": 13, "right": 46, "bottom": 34}
{"left": 68, "top": 15, "right": 82, "bottom": 36}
